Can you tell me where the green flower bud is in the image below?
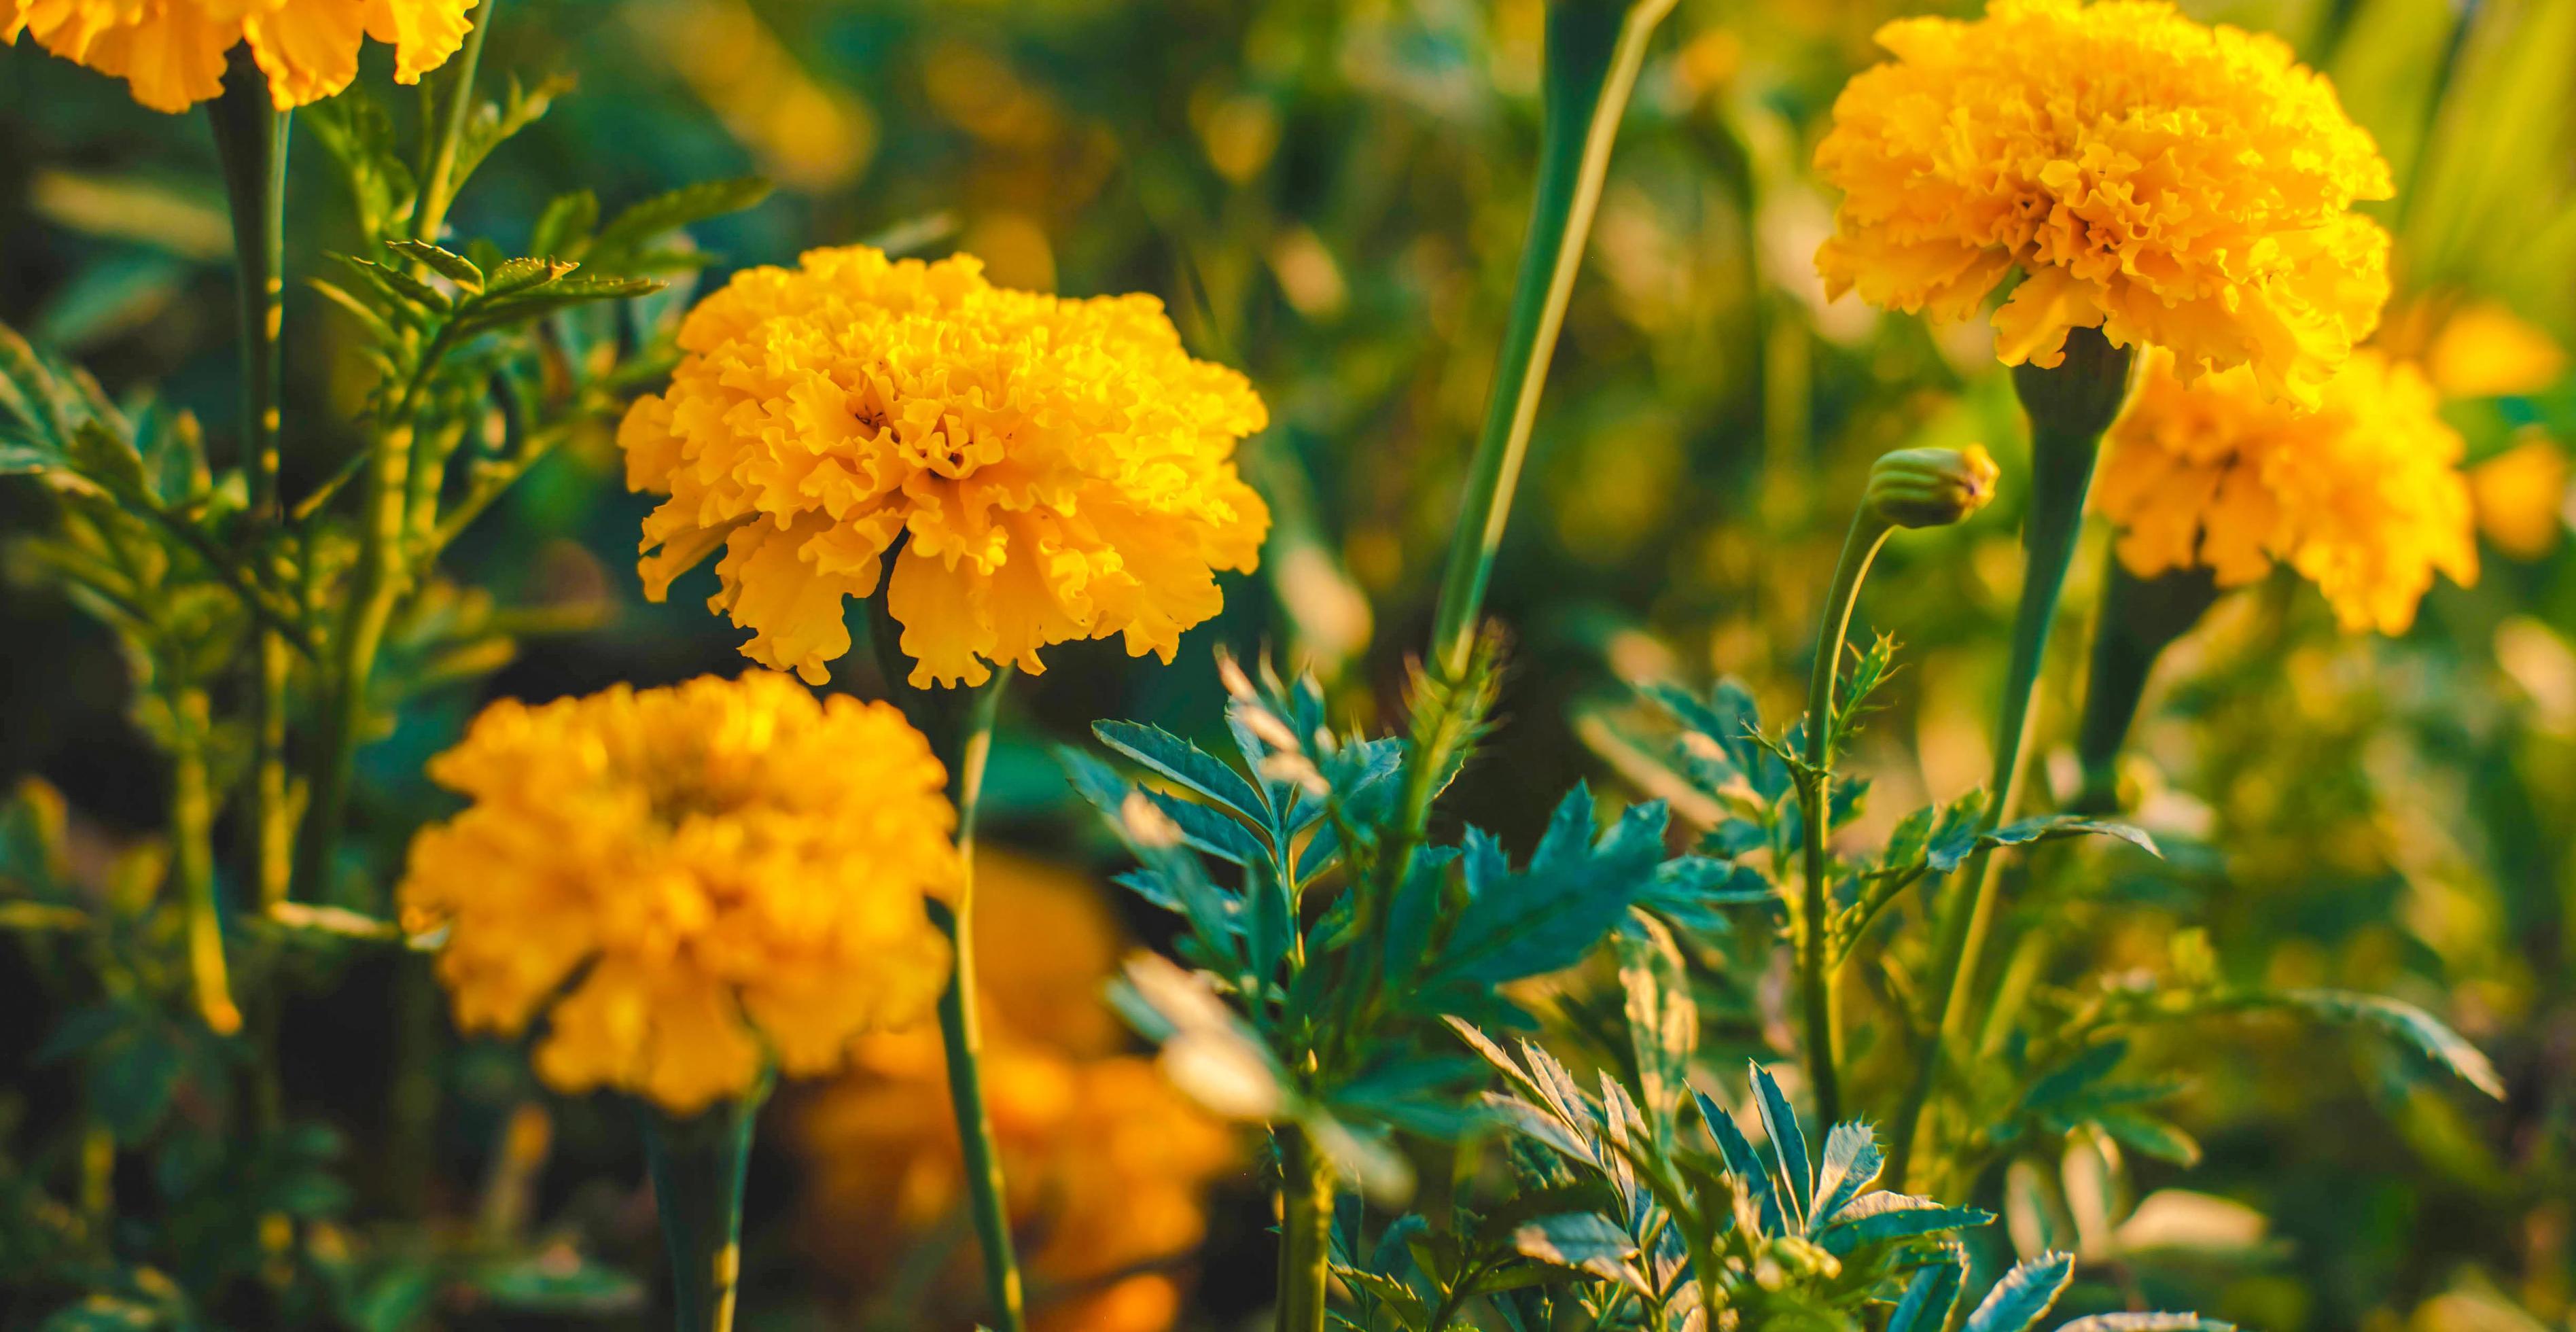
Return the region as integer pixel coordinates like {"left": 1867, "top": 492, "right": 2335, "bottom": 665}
{"left": 1865, "top": 444, "right": 2002, "bottom": 530}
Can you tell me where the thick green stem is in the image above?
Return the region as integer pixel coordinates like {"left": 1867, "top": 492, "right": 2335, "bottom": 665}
{"left": 1428, "top": 0, "right": 1677, "bottom": 678}
{"left": 872, "top": 617, "right": 1025, "bottom": 1332}
{"left": 1797, "top": 516, "right": 1892, "bottom": 1127}
{"left": 1277, "top": 1123, "right": 1334, "bottom": 1332}
{"left": 208, "top": 52, "right": 296, "bottom": 909}
{"left": 171, "top": 690, "right": 241, "bottom": 1036}
{"left": 1889, "top": 329, "right": 2132, "bottom": 1190}
{"left": 641, "top": 1085, "right": 765, "bottom": 1332}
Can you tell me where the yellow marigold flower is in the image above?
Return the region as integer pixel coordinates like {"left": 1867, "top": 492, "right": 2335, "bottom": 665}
{"left": 2096, "top": 348, "right": 2477, "bottom": 634}
{"left": 1813, "top": 0, "right": 2393, "bottom": 406}
{"left": 799, "top": 854, "right": 1239, "bottom": 1332}
{"left": 2469, "top": 436, "right": 2569, "bottom": 562}
{"left": 2425, "top": 301, "right": 2567, "bottom": 401}
{"left": 398, "top": 672, "right": 959, "bottom": 1115}
{"left": 4, "top": 0, "right": 477, "bottom": 112}
{"left": 619, "top": 245, "right": 1271, "bottom": 688}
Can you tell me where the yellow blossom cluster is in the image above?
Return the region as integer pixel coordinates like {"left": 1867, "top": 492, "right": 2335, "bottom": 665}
{"left": 799, "top": 854, "right": 1238, "bottom": 1332}
{"left": 2096, "top": 349, "right": 2477, "bottom": 634}
{"left": 1814, "top": 0, "right": 2393, "bottom": 406}
{"left": 618, "top": 245, "right": 1271, "bottom": 688}
{"left": 398, "top": 672, "right": 959, "bottom": 1114}
{"left": 3, "top": 0, "right": 476, "bottom": 111}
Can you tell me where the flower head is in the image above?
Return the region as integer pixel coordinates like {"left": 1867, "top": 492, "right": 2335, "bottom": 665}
{"left": 4, "top": 0, "right": 477, "bottom": 111}
{"left": 799, "top": 854, "right": 1237, "bottom": 1332}
{"left": 2096, "top": 349, "right": 2477, "bottom": 634}
{"left": 1866, "top": 444, "right": 2002, "bottom": 529}
{"left": 1814, "top": 0, "right": 2393, "bottom": 406}
{"left": 398, "top": 672, "right": 959, "bottom": 1114}
{"left": 619, "top": 245, "right": 1271, "bottom": 688}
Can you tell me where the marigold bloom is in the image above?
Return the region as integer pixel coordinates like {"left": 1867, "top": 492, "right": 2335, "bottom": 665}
{"left": 3, "top": 0, "right": 476, "bottom": 112}
{"left": 619, "top": 245, "right": 1271, "bottom": 688}
{"left": 2096, "top": 349, "right": 2477, "bottom": 634}
{"left": 1813, "top": 0, "right": 2393, "bottom": 406}
{"left": 800, "top": 854, "right": 1238, "bottom": 1332}
{"left": 399, "top": 672, "right": 959, "bottom": 1114}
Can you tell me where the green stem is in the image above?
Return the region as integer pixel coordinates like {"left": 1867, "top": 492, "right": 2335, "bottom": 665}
{"left": 1888, "top": 328, "right": 2132, "bottom": 1190}
{"left": 207, "top": 51, "right": 296, "bottom": 910}
{"left": 872, "top": 617, "right": 1025, "bottom": 1332}
{"left": 2071, "top": 559, "right": 2221, "bottom": 813}
{"left": 171, "top": 690, "right": 241, "bottom": 1036}
{"left": 412, "top": 0, "right": 497, "bottom": 247}
{"left": 1277, "top": 1123, "right": 1333, "bottom": 1332}
{"left": 640, "top": 1084, "right": 766, "bottom": 1332}
{"left": 294, "top": 418, "right": 413, "bottom": 898}
{"left": 1797, "top": 515, "right": 1892, "bottom": 1127}
{"left": 1428, "top": 0, "right": 1677, "bottom": 678}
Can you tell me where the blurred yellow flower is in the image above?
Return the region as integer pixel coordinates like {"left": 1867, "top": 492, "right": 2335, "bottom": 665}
{"left": 619, "top": 246, "right": 1271, "bottom": 688}
{"left": 3, "top": 0, "right": 477, "bottom": 111}
{"left": 399, "top": 672, "right": 959, "bottom": 1114}
{"left": 1813, "top": 0, "right": 2392, "bottom": 406}
{"left": 2425, "top": 301, "right": 2568, "bottom": 400}
{"left": 2468, "top": 436, "right": 2569, "bottom": 561}
{"left": 799, "top": 854, "right": 1239, "bottom": 1332}
{"left": 2097, "top": 349, "right": 2477, "bottom": 634}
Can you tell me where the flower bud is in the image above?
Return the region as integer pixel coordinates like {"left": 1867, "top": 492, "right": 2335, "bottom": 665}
{"left": 1865, "top": 444, "right": 2002, "bottom": 529}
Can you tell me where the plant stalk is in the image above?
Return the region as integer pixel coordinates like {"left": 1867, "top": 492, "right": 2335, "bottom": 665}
{"left": 640, "top": 1084, "right": 765, "bottom": 1332}
{"left": 1277, "top": 1123, "right": 1334, "bottom": 1332}
{"left": 208, "top": 50, "right": 296, "bottom": 909}
{"left": 1889, "top": 328, "right": 2132, "bottom": 1189}
{"left": 1428, "top": 0, "right": 1677, "bottom": 678}
{"left": 1797, "top": 514, "right": 1892, "bottom": 1127}
{"left": 412, "top": 0, "right": 497, "bottom": 248}
{"left": 294, "top": 418, "right": 412, "bottom": 900}
{"left": 171, "top": 689, "right": 241, "bottom": 1036}
{"left": 2070, "top": 559, "right": 2221, "bottom": 813}
{"left": 872, "top": 616, "right": 1025, "bottom": 1332}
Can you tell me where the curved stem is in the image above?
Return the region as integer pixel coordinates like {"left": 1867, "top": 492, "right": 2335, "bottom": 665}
{"left": 1277, "top": 1123, "right": 1333, "bottom": 1332}
{"left": 412, "top": 0, "right": 497, "bottom": 247}
{"left": 1428, "top": 0, "right": 1677, "bottom": 678}
{"left": 1797, "top": 515, "right": 1891, "bottom": 1127}
{"left": 2071, "top": 559, "right": 2221, "bottom": 813}
{"left": 641, "top": 1083, "right": 765, "bottom": 1332}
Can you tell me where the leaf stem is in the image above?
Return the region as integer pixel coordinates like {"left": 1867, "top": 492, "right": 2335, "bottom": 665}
{"left": 640, "top": 1083, "right": 766, "bottom": 1332}
{"left": 1427, "top": 0, "right": 1677, "bottom": 678}
{"left": 1888, "top": 328, "right": 2132, "bottom": 1190}
{"left": 1797, "top": 514, "right": 1892, "bottom": 1127}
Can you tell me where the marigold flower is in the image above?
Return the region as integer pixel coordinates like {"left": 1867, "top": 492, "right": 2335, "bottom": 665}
{"left": 1813, "top": 0, "right": 2393, "bottom": 406}
{"left": 2096, "top": 349, "right": 2477, "bottom": 634}
{"left": 3, "top": 0, "right": 477, "bottom": 112}
{"left": 398, "top": 672, "right": 959, "bottom": 1114}
{"left": 619, "top": 245, "right": 1271, "bottom": 688}
{"left": 799, "top": 854, "right": 1238, "bottom": 1332}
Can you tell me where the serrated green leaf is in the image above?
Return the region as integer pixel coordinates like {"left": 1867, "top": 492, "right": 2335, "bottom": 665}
{"left": 1963, "top": 1252, "right": 2075, "bottom": 1332}
{"left": 2279, "top": 989, "right": 2505, "bottom": 1098}
{"left": 591, "top": 176, "right": 773, "bottom": 258}
{"left": 1511, "top": 1213, "right": 1634, "bottom": 1281}
{"left": 385, "top": 240, "right": 483, "bottom": 291}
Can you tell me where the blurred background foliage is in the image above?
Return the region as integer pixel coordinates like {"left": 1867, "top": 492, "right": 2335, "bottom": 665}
{"left": 5, "top": 0, "right": 2575, "bottom": 1328}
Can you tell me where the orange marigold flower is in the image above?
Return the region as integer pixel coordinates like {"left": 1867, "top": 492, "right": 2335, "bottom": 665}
{"left": 619, "top": 245, "right": 1271, "bottom": 688}
{"left": 3, "top": 0, "right": 477, "bottom": 111}
{"left": 398, "top": 672, "right": 959, "bottom": 1114}
{"left": 2096, "top": 349, "right": 2477, "bottom": 634}
{"left": 799, "top": 854, "right": 1239, "bottom": 1332}
{"left": 1814, "top": 0, "right": 2393, "bottom": 406}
